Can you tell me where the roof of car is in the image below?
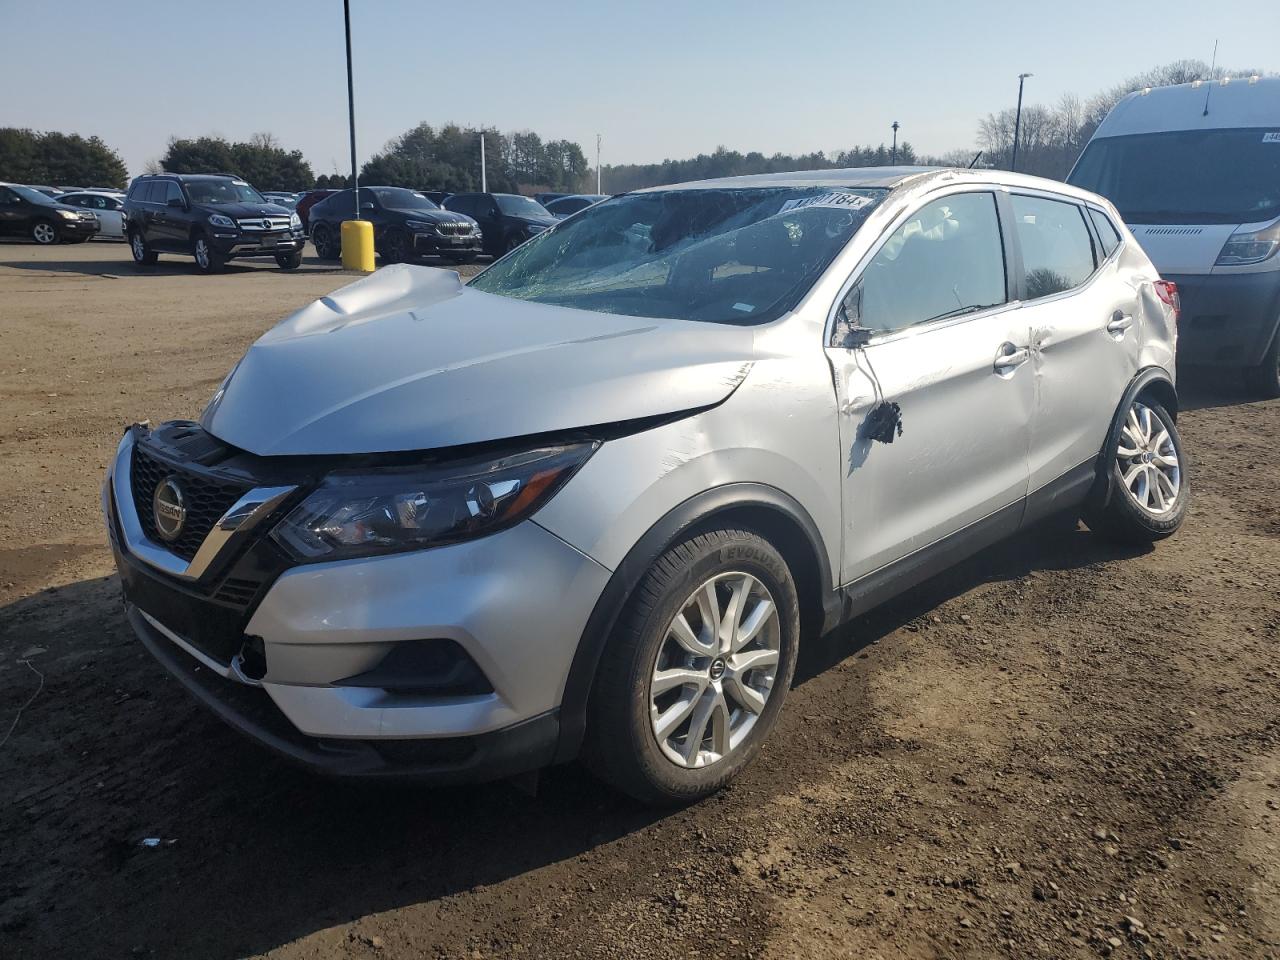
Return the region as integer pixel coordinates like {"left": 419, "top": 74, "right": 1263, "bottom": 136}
{"left": 1093, "top": 75, "right": 1278, "bottom": 138}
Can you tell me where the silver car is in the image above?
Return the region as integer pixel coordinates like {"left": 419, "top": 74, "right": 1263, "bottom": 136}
{"left": 103, "top": 167, "right": 1187, "bottom": 803}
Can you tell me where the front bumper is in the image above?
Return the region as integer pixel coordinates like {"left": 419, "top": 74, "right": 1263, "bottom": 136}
{"left": 59, "top": 217, "right": 99, "bottom": 238}
{"left": 209, "top": 229, "right": 306, "bottom": 257}
{"left": 104, "top": 427, "right": 611, "bottom": 779}
{"left": 411, "top": 231, "right": 482, "bottom": 257}
{"left": 1166, "top": 270, "right": 1280, "bottom": 368}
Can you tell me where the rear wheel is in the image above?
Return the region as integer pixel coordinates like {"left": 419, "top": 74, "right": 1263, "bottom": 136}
{"left": 311, "top": 223, "right": 339, "bottom": 260}
{"left": 1244, "top": 324, "right": 1280, "bottom": 399}
{"left": 191, "top": 233, "right": 227, "bottom": 274}
{"left": 129, "top": 230, "right": 158, "bottom": 265}
{"left": 275, "top": 249, "right": 303, "bottom": 270}
{"left": 31, "top": 220, "right": 59, "bottom": 245}
{"left": 1087, "top": 398, "right": 1188, "bottom": 543}
{"left": 584, "top": 528, "right": 800, "bottom": 805}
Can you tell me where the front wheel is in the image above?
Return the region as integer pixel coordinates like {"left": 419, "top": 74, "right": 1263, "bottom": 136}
{"left": 275, "top": 249, "right": 303, "bottom": 270}
{"left": 1086, "top": 398, "right": 1189, "bottom": 543}
{"left": 379, "top": 227, "right": 410, "bottom": 264}
{"left": 584, "top": 528, "right": 800, "bottom": 805}
{"left": 1244, "top": 325, "right": 1280, "bottom": 399}
{"left": 192, "top": 233, "right": 227, "bottom": 274}
{"left": 311, "top": 223, "right": 339, "bottom": 260}
{"left": 31, "top": 220, "right": 59, "bottom": 245}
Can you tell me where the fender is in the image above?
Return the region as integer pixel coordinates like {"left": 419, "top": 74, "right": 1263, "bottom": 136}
{"left": 1088, "top": 365, "right": 1178, "bottom": 513}
{"left": 552, "top": 482, "right": 835, "bottom": 763}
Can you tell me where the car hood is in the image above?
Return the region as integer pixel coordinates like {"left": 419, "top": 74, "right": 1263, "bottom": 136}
{"left": 513, "top": 215, "right": 557, "bottom": 229}
{"left": 195, "top": 201, "right": 292, "bottom": 219}
{"left": 202, "top": 264, "right": 755, "bottom": 456}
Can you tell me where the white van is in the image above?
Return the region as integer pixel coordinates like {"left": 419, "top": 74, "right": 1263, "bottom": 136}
{"left": 1068, "top": 76, "right": 1280, "bottom": 396}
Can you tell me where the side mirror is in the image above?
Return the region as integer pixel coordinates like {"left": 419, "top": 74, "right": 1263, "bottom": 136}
{"left": 166, "top": 197, "right": 184, "bottom": 209}
{"left": 832, "top": 282, "right": 873, "bottom": 349}
{"left": 361, "top": 202, "right": 375, "bottom": 211}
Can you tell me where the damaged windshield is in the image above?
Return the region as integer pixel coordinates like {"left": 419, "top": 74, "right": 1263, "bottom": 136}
{"left": 468, "top": 186, "right": 886, "bottom": 324}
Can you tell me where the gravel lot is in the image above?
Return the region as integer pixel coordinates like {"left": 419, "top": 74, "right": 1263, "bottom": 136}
{"left": 1, "top": 241, "right": 1278, "bottom": 959}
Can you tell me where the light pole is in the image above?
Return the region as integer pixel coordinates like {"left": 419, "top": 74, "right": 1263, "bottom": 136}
{"left": 480, "top": 133, "right": 487, "bottom": 192}
{"left": 890, "top": 121, "right": 900, "bottom": 164}
{"left": 343, "top": 0, "right": 358, "bottom": 219}
{"left": 596, "top": 133, "right": 602, "bottom": 194}
{"left": 1011, "top": 72, "right": 1032, "bottom": 172}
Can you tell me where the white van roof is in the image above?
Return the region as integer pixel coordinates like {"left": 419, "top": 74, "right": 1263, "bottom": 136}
{"left": 1093, "top": 75, "right": 1278, "bottom": 138}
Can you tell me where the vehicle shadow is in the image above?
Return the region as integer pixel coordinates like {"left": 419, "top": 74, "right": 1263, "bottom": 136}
{"left": 0, "top": 515, "right": 1143, "bottom": 957}
{"left": 0, "top": 253, "right": 348, "bottom": 279}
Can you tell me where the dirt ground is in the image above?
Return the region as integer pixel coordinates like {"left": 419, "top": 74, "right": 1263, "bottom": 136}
{"left": 1, "top": 241, "right": 1277, "bottom": 960}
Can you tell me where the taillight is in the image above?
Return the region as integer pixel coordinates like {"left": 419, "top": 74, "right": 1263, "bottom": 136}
{"left": 1154, "top": 279, "right": 1180, "bottom": 325}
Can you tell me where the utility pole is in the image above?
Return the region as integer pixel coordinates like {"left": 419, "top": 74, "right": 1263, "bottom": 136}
{"left": 480, "top": 134, "right": 487, "bottom": 192}
{"left": 1011, "top": 72, "right": 1032, "bottom": 172}
{"left": 890, "top": 121, "right": 900, "bottom": 164}
{"left": 596, "top": 133, "right": 602, "bottom": 194}
{"left": 343, "top": 0, "right": 358, "bottom": 219}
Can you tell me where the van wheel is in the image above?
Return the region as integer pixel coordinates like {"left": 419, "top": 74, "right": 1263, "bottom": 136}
{"left": 192, "top": 233, "right": 227, "bottom": 274}
{"left": 1244, "top": 325, "right": 1280, "bottom": 399}
{"left": 31, "top": 220, "right": 59, "bottom": 245}
{"left": 584, "top": 529, "right": 800, "bottom": 805}
{"left": 311, "top": 223, "right": 339, "bottom": 260}
{"left": 129, "top": 230, "right": 158, "bottom": 265}
{"left": 1086, "top": 398, "right": 1188, "bottom": 544}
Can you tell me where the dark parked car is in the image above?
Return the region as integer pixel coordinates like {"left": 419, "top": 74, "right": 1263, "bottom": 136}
{"left": 308, "top": 186, "right": 482, "bottom": 264}
{"left": 444, "top": 192, "right": 555, "bottom": 257}
{"left": 544, "top": 194, "right": 608, "bottom": 219}
{"left": 422, "top": 190, "right": 451, "bottom": 206}
{"left": 294, "top": 188, "right": 337, "bottom": 230}
{"left": 123, "top": 173, "right": 305, "bottom": 274}
{"left": 0, "top": 182, "right": 100, "bottom": 244}
{"left": 533, "top": 192, "right": 568, "bottom": 206}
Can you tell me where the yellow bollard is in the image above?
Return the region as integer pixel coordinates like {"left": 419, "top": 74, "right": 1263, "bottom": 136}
{"left": 341, "top": 219, "right": 375, "bottom": 272}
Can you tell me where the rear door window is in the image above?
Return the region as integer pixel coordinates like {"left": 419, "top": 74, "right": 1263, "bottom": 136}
{"left": 1088, "top": 207, "right": 1122, "bottom": 258}
{"left": 1011, "top": 195, "right": 1097, "bottom": 299}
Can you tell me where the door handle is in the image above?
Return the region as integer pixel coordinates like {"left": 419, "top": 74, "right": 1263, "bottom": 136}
{"left": 994, "top": 343, "right": 1030, "bottom": 373}
{"left": 1107, "top": 312, "right": 1134, "bottom": 336}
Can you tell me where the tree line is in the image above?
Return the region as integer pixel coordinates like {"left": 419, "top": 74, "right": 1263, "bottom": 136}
{"left": 3, "top": 61, "right": 1265, "bottom": 195}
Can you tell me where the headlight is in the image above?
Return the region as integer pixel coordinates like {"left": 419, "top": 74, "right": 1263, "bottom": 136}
{"left": 57, "top": 208, "right": 78, "bottom": 219}
{"left": 404, "top": 219, "right": 435, "bottom": 231}
{"left": 1215, "top": 221, "right": 1280, "bottom": 266}
{"left": 271, "top": 442, "right": 597, "bottom": 561}
{"left": 208, "top": 213, "right": 236, "bottom": 229}
{"left": 290, "top": 212, "right": 302, "bottom": 230}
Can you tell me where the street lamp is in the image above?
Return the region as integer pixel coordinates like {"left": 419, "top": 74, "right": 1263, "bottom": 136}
{"left": 890, "top": 121, "right": 900, "bottom": 165}
{"left": 343, "top": 0, "right": 358, "bottom": 219}
{"left": 1011, "top": 72, "right": 1032, "bottom": 172}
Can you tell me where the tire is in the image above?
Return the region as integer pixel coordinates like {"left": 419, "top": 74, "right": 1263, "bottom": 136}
{"left": 275, "top": 249, "right": 303, "bottom": 270}
{"left": 129, "top": 229, "right": 158, "bottom": 265}
{"left": 584, "top": 528, "right": 800, "bottom": 805}
{"left": 191, "top": 232, "right": 227, "bottom": 274}
{"left": 503, "top": 234, "right": 523, "bottom": 255}
{"left": 1086, "top": 398, "right": 1189, "bottom": 544}
{"left": 445, "top": 253, "right": 477, "bottom": 265}
{"left": 31, "top": 220, "right": 59, "bottom": 245}
{"left": 1244, "top": 324, "right": 1280, "bottom": 399}
{"left": 379, "top": 227, "right": 410, "bottom": 264}
{"left": 311, "top": 223, "right": 339, "bottom": 261}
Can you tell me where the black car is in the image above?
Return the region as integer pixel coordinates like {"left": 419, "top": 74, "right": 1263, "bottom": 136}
{"left": 544, "top": 194, "right": 609, "bottom": 219}
{"left": 0, "top": 182, "right": 100, "bottom": 244}
{"left": 443, "top": 192, "right": 555, "bottom": 257}
{"left": 308, "top": 186, "right": 482, "bottom": 265}
{"left": 123, "top": 173, "right": 305, "bottom": 273}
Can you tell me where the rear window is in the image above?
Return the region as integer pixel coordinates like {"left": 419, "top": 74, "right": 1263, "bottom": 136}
{"left": 1012, "top": 195, "right": 1097, "bottom": 299}
{"left": 1069, "top": 128, "right": 1280, "bottom": 225}
{"left": 1088, "top": 208, "right": 1122, "bottom": 258}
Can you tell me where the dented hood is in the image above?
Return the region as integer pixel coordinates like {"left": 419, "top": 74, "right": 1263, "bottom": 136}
{"left": 202, "top": 264, "right": 755, "bottom": 456}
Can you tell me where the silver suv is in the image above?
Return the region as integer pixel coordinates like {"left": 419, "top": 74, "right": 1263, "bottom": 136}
{"left": 103, "top": 168, "right": 1187, "bottom": 804}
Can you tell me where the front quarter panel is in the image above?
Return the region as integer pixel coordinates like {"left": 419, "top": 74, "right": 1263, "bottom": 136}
{"left": 533, "top": 341, "right": 842, "bottom": 589}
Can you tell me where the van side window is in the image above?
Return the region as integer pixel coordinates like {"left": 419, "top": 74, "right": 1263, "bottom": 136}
{"left": 1088, "top": 207, "right": 1122, "bottom": 258}
{"left": 1011, "top": 195, "right": 1097, "bottom": 299}
{"left": 841, "top": 192, "right": 1006, "bottom": 335}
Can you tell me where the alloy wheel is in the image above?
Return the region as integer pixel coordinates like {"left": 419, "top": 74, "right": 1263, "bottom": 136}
{"left": 32, "top": 222, "right": 56, "bottom": 244}
{"left": 648, "top": 571, "right": 781, "bottom": 769}
{"left": 131, "top": 234, "right": 146, "bottom": 261}
{"left": 195, "top": 238, "right": 210, "bottom": 270}
{"left": 1116, "top": 401, "right": 1181, "bottom": 515}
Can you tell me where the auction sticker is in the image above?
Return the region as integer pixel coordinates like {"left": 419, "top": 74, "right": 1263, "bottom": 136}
{"left": 780, "top": 192, "right": 874, "bottom": 213}
{"left": 1263, "top": 132, "right": 1280, "bottom": 143}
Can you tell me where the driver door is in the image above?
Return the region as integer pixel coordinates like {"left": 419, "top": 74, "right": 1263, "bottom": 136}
{"left": 824, "top": 189, "right": 1034, "bottom": 585}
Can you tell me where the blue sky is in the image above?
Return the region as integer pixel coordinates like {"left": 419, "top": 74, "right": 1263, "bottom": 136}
{"left": 4, "top": 0, "right": 1276, "bottom": 178}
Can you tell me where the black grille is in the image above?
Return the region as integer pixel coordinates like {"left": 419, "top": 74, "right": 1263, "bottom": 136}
{"left": 130, "top": 445, "right": 250, "bottom": 562}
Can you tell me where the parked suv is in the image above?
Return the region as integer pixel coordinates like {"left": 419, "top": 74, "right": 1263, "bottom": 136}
{"left": 0, "top": 182, "right": 99, "bottom": 244}
{"left": 308, "top": 187, "right": 482, "bottom": 264}
{"left": 123, "top": 174, "right": 305, "bottom": 273}
{"left": 103, "top": 168, "right": 1187, "bottom": 804}
{"left": 444, "top": 192, "right": 555, "bottom": 257}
